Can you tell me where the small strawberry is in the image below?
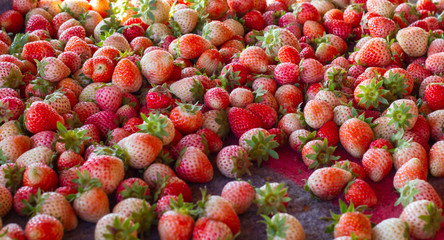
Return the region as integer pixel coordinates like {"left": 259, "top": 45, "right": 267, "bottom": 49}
{"left": 158, "top": 195, "right": 195, "bottom": 240}
{"left": 94, "top": 213, "right": 139, "bottom": 240}
{"left": 326, "top": 200, "right": 372, "bottom": 239}
{"left": 175, "top": 146, "right": 213, "bottom": 183}
{"left": 372, "top": 218, "right": 410, "bottom": 240}
{"left": 305, "top": 167, "right": 352, "bottom": 200}
{"left": 362, "top": 147, "right": 393, "bottom": 182}
{"left": 170, "top": 103, "right": 203, "bottom": 135}
{"left": 192, "top": 217, "right": 233, "bottom": 240}
{"left": 344, "top": 179, "right": 377, "bottom": 207}
{"left": 261, "top": 213, "right": 305, "bottom": 240}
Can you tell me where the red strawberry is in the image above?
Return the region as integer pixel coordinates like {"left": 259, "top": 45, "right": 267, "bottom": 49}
{"left": 158, "top": 195, "right": 195, "bottom": 240}
{"left": 82, "top": 56, "right": 115, "bottom": 83}
{"left": 424, "top": 83, "right": 444, "bottom": 110}
{"left": 316, "top": 121, "right": 339, "bottom": 146}
{"left": 305, "top": 167, "right": 352, "bottom": 200}
{"left": 85, "top": 111, "right": 119, "bottom": 136}
{"left": 326, "top": 200, "right": 372, "bottom": 239}
{"left": 146, "top": 85, "right": 172, "bottom": 109}
{"left": 227, "top": 107, "right": 263, "bottom": 138}
{"left": 23, "top": 163, "right": 58, "bottom": 192}
{"left": 344, "top": 179, "right": 377, "bottom": 207}
{"left": 22, "top": 40, "right": 56, "bottom": 63}
{"left": 25, "top": 214, "right": 64, "bottom": 240}
{"left": 175, "top": 146, "right": 213, "bottom": 183}
{"left": 170, "top": 103, "right": 203, "bottom": 135}
{"left": 25, "top": 101, "right": 64, "bottom": 134}
{"left": 0, "top": 10, "right": 24, "bottom": 33}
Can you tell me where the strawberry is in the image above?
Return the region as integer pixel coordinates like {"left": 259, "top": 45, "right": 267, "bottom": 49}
{"left": 141, "top": 50, "right": 174, "bottom": 85}
{"left": 392, "top": 131, "right": 428, "bottom": 170}
{"left": 22, "top": 40, "right": 56, "bottom": 63}
{"left": 239, "top": 128, "right": 279, "bottom": 167}
{"left": 362, "top": 147, "right": 393, "bottom": 182}
{"left": 196, "top": 49, "right": 224, "bottom": 76}
{"left": 177, "top": 34, "right": 211, "bottom": 59}
{"left": 197, "top": 189, "right": 241, "bottom": 235}
{"left": 239, "top": 46, "right": 269, "bottom": 74}
{"left": 145, "top": 85, "right": 172, "bottom": 109}
{"left": 85, "top": 110, "right": 119, "bottom": 136}
{"left": 344, "top": 4, "right": 363, "bottom": 27}
{"left": 57, "top": 151, "right": 85, "bottom": 171}
{"left": 254, "top": 182, "right": 290, "bottom": 215}
{"left": 339, "top": 118, "right": 374, "bottom": 158}
{"left": 0, "top": 185, "right": 12, "bottom": 217}
{"left": 278, "top": 45, "right": 301, "bottom": 65}
{"left": 334, "top": 160, "right": 366, "bottom": 180}
{"left": 262, "top": 213, "right": 305, "bottom": 239}
{"left": 25, "top": 214, "right": 64, "bottom": 240}
{"left": 326, "top": 200, "right": 372, "bottom": 239}
{"left": 83, "top": 56, "right": 115, "bottom": 83}
{"left": 112, "top": 58, "right": 143, "bottom": 93}
{"left": 204, "top": 87, "right": 230, "bottom": 110}
{"left": 396, "top": 27, "right": 429, "bottom": 57}
{"left": 169, "top": 76, "right": 206, "bottom": 103}
{"left": 344, "top": 179, "right": 377, "bottom": 207}
{"left": 0, "top": 223, "right": 25, "bottom": 240}
{"left": 430, "top": 140, "right": 444, "bottom": 177}
{"left": 117, "top": 132, "right": 163, "bottom": 169}
{"left": 372, "top": 218, "right": 410, "bottom": 240}
{"left": 300, "top": 59, "right": 324, "bottom": 84}
{"left": 192, "top": 217, "right": 233, "bottom": 240}
{"left": 396, "top": 179, "right": 442, "bottom": 208}
{"left": 25, "top": 101, "right": 65, "bottom": 134}
{"left": 22, "top": 163, "right": 58, "bottom": 192}
{"left": 158, "top": 195, "right": 195, "bottom": 240}
{"left": 221, "top": 180, "right": 255, "bottom": 215}
{"left": 115, "top": 178, "right": 150, "bottom": 203}
{"left": 229, "top": 88, "right": 254, "bottom": 108}
{"left": 94, "top": 213, "right": 138, "bottom": 240}
{"left": 70, "top": 170, "right": 110, "bottom": 223}
{"left": 73, "top": 102, "right": 100, "bottom": 123}
{"left": 22, "top": 190, "right": 78, "bottom": 231}
{"left": 170, "top": 103, "right": 203, "bottom": 135}
{"left": 202, "top": 110, "right": 230, "bottom": 139}
{"left": 13, "top": 186, "right": 38, "bottom": 215}
{"left": 227, "top": 0, "right": 253, "bottom": 14}
{"left": 95, "top": 85, "right": 122, "bottom": 112}
{"left": 393, "top": 158, "right": 428, "bottom": 189}
{"left": 355, "top": 38, "right": 392, "bottom": 67}
{"left": 305, "top": 167, "right": 352, "bottom": 200}
{"left": 0, "top": 10, "right": 24, "bottom": 33}
{"left": 303, "top": 100, "right": 334, "bottom": 129}
{"left": 81, "top": 155, "right": 125, "bottom": 194}
{"left": 400, "top": 200, "right": 443, "bottom": 239}
{"left": 64, "top": 36, "right": 92, "bottom": 61}
{"left": 175, "top": 146, "right": 213, "bottom": 183}
{"left": 316, "top": 121, "right": 339, "bottom": 146}
{"left": 171, "top": 8, "right": 198, "bottom": 35}
{"left": 424, "top": 83, "right": 444, "bottom": 110}
{"left": 216, "top": 145, "right": 251, "bottom": 179}
{"left": 245, "top": 103, "right": 277, "bottom": 130}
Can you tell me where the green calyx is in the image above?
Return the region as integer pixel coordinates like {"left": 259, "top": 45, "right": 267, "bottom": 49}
{"left": 245, "top": 130, "right": 279, "bottom": 167}
{"left": 395, "top": 179, "right": 421, "bottom": 207}
{"left": 256, "top": 27, "right": 282, "bottom": 56}
{"left": 326, "top": 67, "right": 348, "bottom": 90}
{"left": 383, "top": 71, "right": 409, "bottom": 99}
{"left": 325, "top": 200, "right": 369, "bottom": 234}
{"left": 190, "top": 78, "right": 204, "bottom": 103}
{"left": 21, "top": 188, "right": 48, "bottom": 217}
{"left": 305, "top": 138, "right": 340, "bottom": 169}
{"left": 137, "top": 112, "right": 169, "bottom": 142}
{"left": 214, "top": 110, "right": 229, "bottom": 139}
{"left": 219, "top": 65, "right": 241, "bottom": 90}
{"left": 44, "top": 90, "right": 66, "bottom": 103}
{"left": 30, "top": 77, "right": 54, "bottom": 96}
{"left": 2, "top": 163, "right": 25, "bottom": 193}
{"left": 129, "top": 200, "right": 156, "bottom": 237}
{"left": 9, "top": 33, "right": 29, "bottom": 56}
{"left": 178, "top": 102, "right": 202, "bottom": 115}
{"left": 334, "top": 160, "right": 359, "bottom": 178}
{"left": 103, "top": 216, "right": 140, "bottom": 240}
{"left": 386, "top": 102, "right": 414, "bottom": 130}
{"left": 357, "top": 78, "right": 389, "bottom": 109}
{"left": 154, "top": 149, "right": 175, "bottom": 166}
{"left": 57, "top": 122, "right": 91, "bottom": 154}
{"left": 119, "top": 180, "right": 150, "bottom": 202}
{"left": 253, "top": 86, "right": 267, "bottom": 103}
{"left": 351, "top": 108, "right": 378, "bottom": 128}
{"left": 0, "top": 101, "right": 12, "bottom": 123}
{"left": 261, "top": 214, "right": 289, "bottom": 240}
{"left": 229, "top": 149, "right": 252, "bottom": 178}
{"left": 418, "top": 201, "right": 444, "bottom": 238}
{"left": 132, "top": 0, "right": 157, "bottom": 23}
{"left": 2, "top": 67, "right": 24, "bottom": 89}
{"left": 67, "top": 170, "right": 103, "bottom": 201}
{"left": 93, "top": 144, "right": 130, "bottom": 170}
{"left": 172, "top": 193, "right": 196, "bottom": 216}
{"left": 254, "top": 182, "right": 291, "bottom": 216}
{"left": 297, "top": 131, "right": 318, "bottom": 152}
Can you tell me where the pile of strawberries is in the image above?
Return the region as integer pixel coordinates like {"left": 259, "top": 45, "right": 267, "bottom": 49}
{"left": 0, "top": 0, "right": 443, "bottom": 238}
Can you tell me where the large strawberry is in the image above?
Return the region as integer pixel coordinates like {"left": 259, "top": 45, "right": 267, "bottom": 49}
{"left": 25, "top": 101, "right": 64, "bottom": 134}
{"left": 158, "top": 195, "right": 195, "bottom": 240}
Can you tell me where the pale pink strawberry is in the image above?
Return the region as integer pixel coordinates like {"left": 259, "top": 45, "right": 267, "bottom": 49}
{"left": 396, "top": 179, "right": 442, "bottom": 208}
{"left": 400, "top": 200, "right": 443, "bottom": 239}
{"left": 117, "top": 133, "right": 163, "bottom": 169}
{"left": 81, "top": 155, "right": 124, "bottom": 194}
{"left": 95, "top": 85, "right": 122, "bottom": 112}
{"left": 85, "top": 111, "right": 119, "bottom": 136}
{"left": 229, "top": 88, "right": 254, "bottom": 108}
{"left": 275, "top": 84, "right": 303, "bottom": 113}
{"left": 216, "top": 145, "right": 251, "bottom": 179}
{"left": 94, "top": 213, "right": 138, "bottom": 239}
{"left": 175, "top": 146, "right": 213, "bottom": 183}
{"left": 430, "top": 141, "right": 444, "bottom": 177}
{"left": 304, "top": 100, "right": 334, "bottom": 129}
{"left": 221, "top": 180, "right": 255, "bottom": 215}
{"left": 204, "top": 87, "right": 230, "bottom": 110}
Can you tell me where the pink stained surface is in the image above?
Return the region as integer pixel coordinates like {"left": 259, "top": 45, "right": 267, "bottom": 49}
{"left": 265, "top": 145, "right": 444, "bottom": 238}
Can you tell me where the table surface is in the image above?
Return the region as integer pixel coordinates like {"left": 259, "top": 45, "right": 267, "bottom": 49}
{"left": 1, "top": 0, "right": 443, "bottom": 239}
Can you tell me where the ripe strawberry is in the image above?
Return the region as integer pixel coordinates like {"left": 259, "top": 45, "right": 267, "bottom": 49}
{"left": 344, "top": 179, "right": 377, "bottom": 207}
{"left": 158, "top": 195, "right": 195, "bottom": 240}
{"left": 22, "top": 163, "right": 58, "bottom": 192}
{"left": 326, "top": 200, "right": 372, "bottom": 239}
{"left": 81, "top": 155, "right": 125, "bottom": 194}
{"left": 175, "top": 146, "right": 213, "bottom": 183}
{"left": 196, "top": 49, "right": 224, "bottom": 76}
{"left": 178, "top": 34, "right": 211, "bottom": 59}
{"left": 392, "top": 132, "right": 428, "bottom": 171}
{"left": 355, "top": 38, "right": 392, "bottom": 67}
{"left": 305, "top": 167, "right": 352, "bottom": 200}
{"left": 170, "top": 103, "right": 203, "bottom": 134}
{"left": 429, "top": 140, "right": 444, "bottom": 177}
{"left": 169, "top": 76, "right": 206, "bottom": 103}
{"left": 400, "top": 200, "right": 443, "bottom": 239}
{"left": 64, "top": 36, "right": 92, "bottom": 61}
{"left": 393, "top": 158, "right": 428, "bottom": 189}
{"left": 193, "top": 217, "right": 233, "bottom": 240}
{"left": 195, "top": 128, "right": 223, "bottom": 153}
{"left": 339, "top": 118, "right": 374, "bottom": 158}
{"left": 202, "top": 110, "right": 230, "bottom": 139}
{"left": 82, "top": 56, "right": 115, "bottom": 83}
{"left": 362, "top": 147, "right": 393, "bottom": 182}
{"left": 85, "top": 110, "right": 119, "bottom": 136}
{"left": 25, "top": 101, "right": 64, "bottom": 134}
{"left": 22, "top": 40, "right": 56, "bottom": 63}
{"left": 243, "top": 10, "right": 265, "bottom": 31}
{"left": 25, "top": 214, "right": 64, "bottom": 240}
{"left": 316, "top": 121, "right": 339, "bottom": 146}
{"left": 0, "top": 10, "right": 24, "bottom": 33}
{"left": 13, "top": 186, "right": 38, "bottom": 215}
{"left": 262, "top": 213, "right": 305, "bottom": 239}
{"left": 221, "top": 180, "right": 255, "bottom": 215}
{"left": 112, "top": 58, "right": 143, "bottom": 93}
{"left": 424, "top": 83, "right": 444, "bottom": 110}
{"left": 115, "top": 178, "right": 150, "bottom": 203}
{"left": 197, "top": 190, "right": 241, "bottom": 234}
{"left": 204, "top": 87, "right": 230, "bottom": 110}
{"left": 95, "top": 85, "right": 122, "bottom": 112}
{"left": 299, "top": 58, "right": 324, "bottom": 84}
{"left": 57, "top": 151, "right": 85, "bottom": 171}
{"left": 303, "top": 100, "right": 334, "bottom": 129}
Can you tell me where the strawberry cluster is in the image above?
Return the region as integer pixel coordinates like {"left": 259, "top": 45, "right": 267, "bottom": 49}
{"left": 0, "top": 0, "right": 443, "bottom": 238}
